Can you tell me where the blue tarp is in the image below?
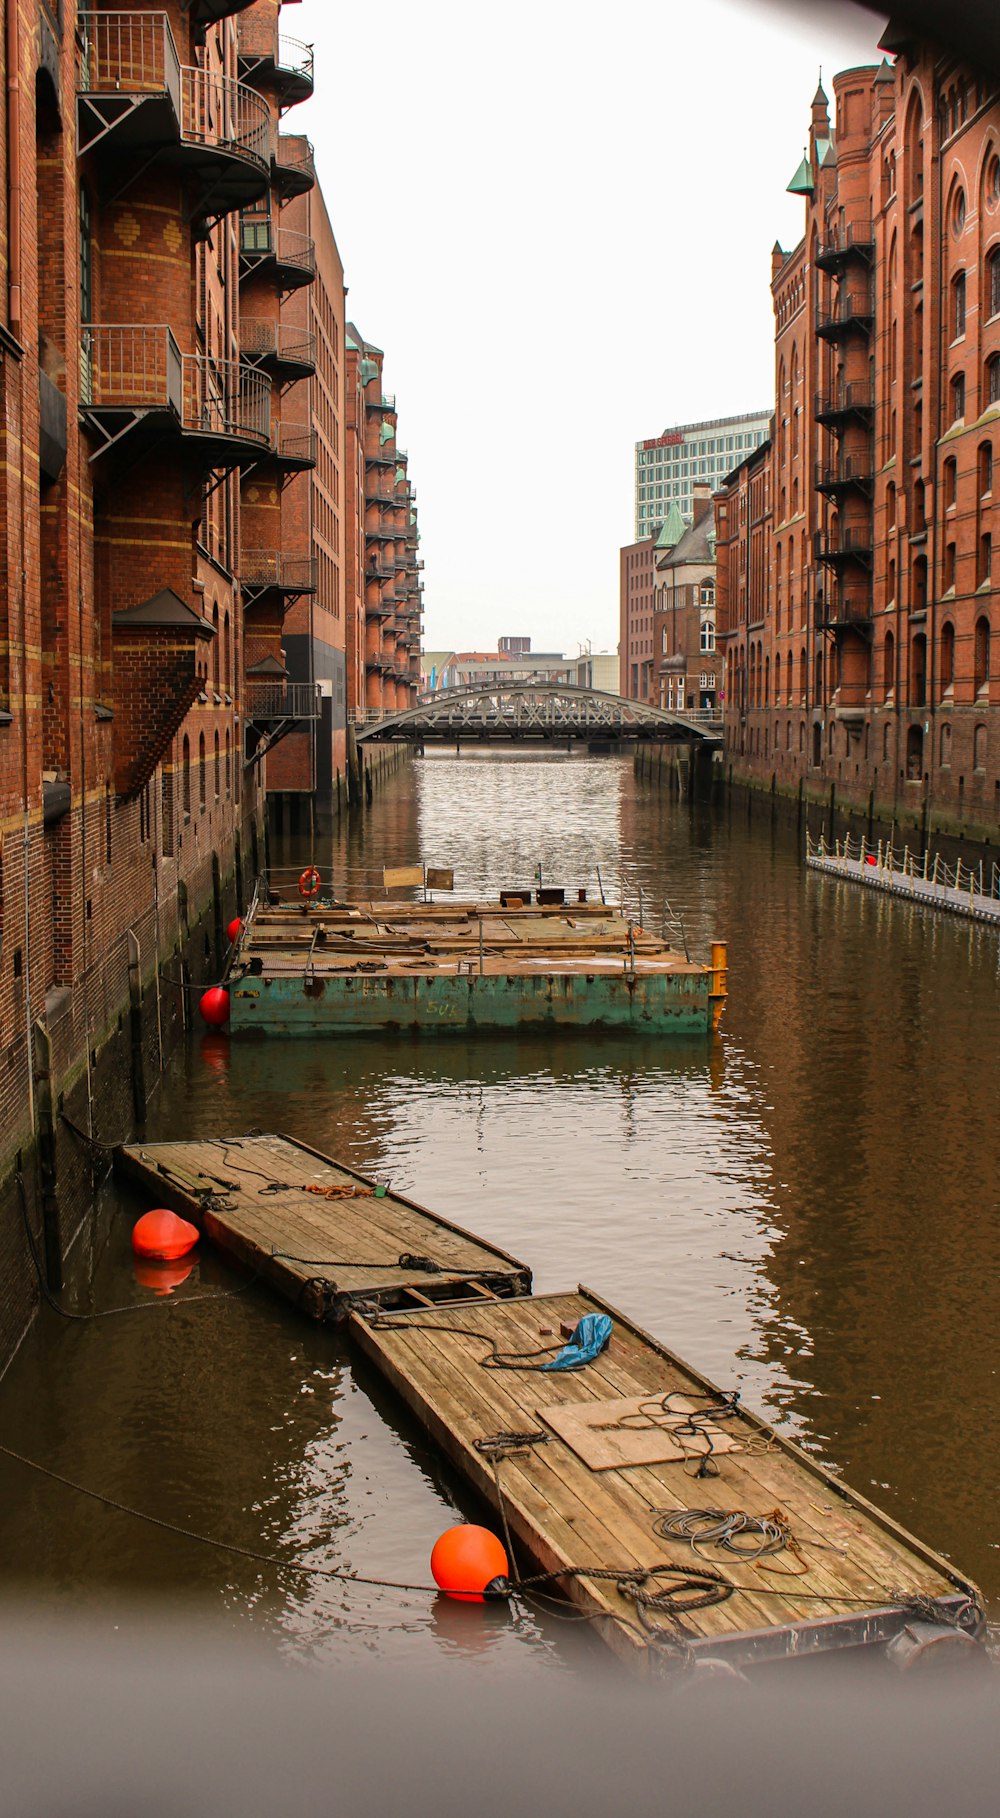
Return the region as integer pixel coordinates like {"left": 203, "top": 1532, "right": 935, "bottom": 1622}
{"left": 541, "top": 1313, "right": 613, "bottom": 1371}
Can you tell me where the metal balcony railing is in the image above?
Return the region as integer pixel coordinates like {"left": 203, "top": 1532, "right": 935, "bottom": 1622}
{"left": 812, "top": 592, "right": 873, "bottom": 630}
{"left": 814, "top": 452, "right": 875, "bottom": 492}
{"left": 272, "top": 424, "right": 317, "bottom": 467}
{"left": 813, "top": 525, "right": 874, "bottom": 561}
{"left": 274, "top": 133, "right": 316, "bottom": 189}
{"left": 365, "top": 392, "right": 396, "bottom": 411}
{"left": 815, "top": 290, "right": 875, "bottom": 337}
{"left": 240, "top": 317, "right": 317, "bottom": 371}
{"left": 78, "top": 12, "right": 270, "bottom": 171}
{"left": 814, "top": 381, "right": 875, "bottom": 421}
{"left": 237, "top": 15, "right": 315, "bottom": 94}
{"left": 245, "top": 681, "right": 321, "bottom": 721}
{"left": 816, "top": 221, "right": 875, "bottom": 267}
{"left": 240, "top": 216, "right": 317, "bottom": 281}
{"left": 241, "top": 550, "right": 318, "bottom": 593}
{"left": 81, "top": 325, "right": 271, "bottom": 446}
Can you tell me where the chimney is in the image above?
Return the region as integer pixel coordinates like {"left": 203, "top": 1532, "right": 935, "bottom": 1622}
{"left": 692, "top": 483, "right": 713, "bottom": 526}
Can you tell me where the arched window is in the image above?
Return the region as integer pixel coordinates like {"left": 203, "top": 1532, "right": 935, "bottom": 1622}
{"left": 814, "top": 649, "right": 823, "bottom": 703}
{"left": 952, "top": 269, "right": 967, "bottom": 338}
{"left": 941, "top": 621, "right": 955, "bottom": 692}
{"left": 198, "top": 731, "right": 206, "bottom": 810}
{"left": 987, "top": 244, "right": 1000, "bottom": 321}
{"left": 913, "top": 553, "right": 929, "bottom": 608}
{"left": 214, "top": 730, "right": 221, "bottom": 800}
{"left": 911, "top": 632, "right": 927, "bottom": 707}
{"left": 951, "top": 370, "right": 966, "bottom": 422}
{"left": 980, "top": 442, "right": 994, "bottom": 496}
{"left": 884, "top": 629, "right": 896, "bottom": 698}
{"left": 940, "top": 722, "right": 952, "bottom": 766}
{"left": 182, "top": 736, "right": 191, "bottom": 820}
{"left": 987, "top": 354, "right": 1000, "bottom": 408}
{"left": 975, "top": 615, "right": 991, "bottom": 694}
{"left": 906, "top": 725, "right": 923, "bottom": 780}
{"left": 786, "top": 650, "right": 793, "bottom": 701}
{"left": 798, "top": 646, "right": 806, "bottom": 700}
{"left": 886, "top": 480, "right": 897, "bottom": 526}
{"left": 224, "top": 610, "right": 232, "bottom": 691}
{"left": 943, "top": 458, "right": 957, "bottom": 509}
{"left": 225, "top": 728, "right": 231, "bottom": 795}
{"left": 212, "top": 603, "right": 220, "bottom": 691}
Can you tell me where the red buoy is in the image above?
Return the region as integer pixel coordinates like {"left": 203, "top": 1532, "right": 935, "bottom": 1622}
{"left": 430, "top": 1525, "right": 508, "bottom": 1602}
{"left": 132, "top": 1208, "right": 199, "bottom": 1262}
{"left": 199, "top": 986, "right": 230, "bottom": 1027}
{"left": 226, "top": 916, "right": 243, "bottom": 945}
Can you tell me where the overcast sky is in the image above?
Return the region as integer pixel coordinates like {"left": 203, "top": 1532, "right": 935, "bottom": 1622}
{"left": 294, "top": 0, "right": 888, "bottom": 658}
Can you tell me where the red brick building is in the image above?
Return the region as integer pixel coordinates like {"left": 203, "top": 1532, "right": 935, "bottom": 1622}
{"left": 619, "top": 537, "right": 656, "bottom": 700}
{"left": 653, "top": 489, "right": 719, "bottom": 715}
{"left": 717, "top": 44, "right": 1000, "bottom": 839}
{"left": 347, "top": 325, "right": 422, "bottom": 718}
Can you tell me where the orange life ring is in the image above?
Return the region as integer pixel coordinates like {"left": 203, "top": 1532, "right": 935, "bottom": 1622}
{"left": 298, "top": 866, "right": 322, "bottom": 899}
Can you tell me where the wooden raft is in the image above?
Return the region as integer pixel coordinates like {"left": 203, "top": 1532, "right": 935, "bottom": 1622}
{"left": 114, "top": 1134, "right": 531, "bottom": 1320}
{"left": 351, "top": 1286, "right": 981, "bottom": 1671}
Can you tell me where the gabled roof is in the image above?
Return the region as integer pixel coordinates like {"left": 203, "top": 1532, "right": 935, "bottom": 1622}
{"left": 656, "top": 512, "right": 716, "bottom": 571}
{"left": 874, "top": 57, "right": 894, "bottom": 85}
{"left": 246, "top": 654, "right": 287, "bottom": 677}
{"left": 112, "top": 587, "right": 213, "bottom": 635}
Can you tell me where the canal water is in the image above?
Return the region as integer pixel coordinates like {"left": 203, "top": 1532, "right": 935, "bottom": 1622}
{"left": 1, "top": 751, "right": 999, "bottom": 1674}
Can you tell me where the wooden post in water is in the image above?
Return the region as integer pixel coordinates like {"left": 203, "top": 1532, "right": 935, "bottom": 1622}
{"left": 709, "top": 941, "right": 728, "bottom": 1033}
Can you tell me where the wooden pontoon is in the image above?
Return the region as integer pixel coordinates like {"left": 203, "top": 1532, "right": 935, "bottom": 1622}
{"left": 351, "top": 1287, "right": 983, "bottom": 1672}
{"left": 114, "top": 1134, "right": 531, "bottom": 1319}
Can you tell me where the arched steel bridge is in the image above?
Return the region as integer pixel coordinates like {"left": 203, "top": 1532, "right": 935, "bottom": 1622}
{"left": 353, "top": 682, "right": 723, "bottom": 745}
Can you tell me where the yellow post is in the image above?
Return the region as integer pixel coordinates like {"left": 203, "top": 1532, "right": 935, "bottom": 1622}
{"left": 709, "top": 940, "right": 728, "bottom": 1032}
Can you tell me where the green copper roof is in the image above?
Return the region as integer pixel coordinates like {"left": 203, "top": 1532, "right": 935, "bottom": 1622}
{"left": 360, "top": 357, "right": 379, "bottom": 385}
{"left": 787, "top": 153, "right": 814, "bottom": 196}
{"left": 346, "top": 334, "right": 359, "bottom": 352}
{"left": 816, "top": 137, "right": 835, "bottom": 167}
{"left": 395, "top": 465, "right": 406, "bottom": 482}
{"left": 379, "top": 419, "right": 393, "bottom": 446}
{"left": 655, "top": 501, "right": 687, "bottom": 549}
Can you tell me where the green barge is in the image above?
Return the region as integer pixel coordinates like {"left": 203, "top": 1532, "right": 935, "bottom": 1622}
{"left": 227, "top": 889, "right": 727, "bottom": 1039}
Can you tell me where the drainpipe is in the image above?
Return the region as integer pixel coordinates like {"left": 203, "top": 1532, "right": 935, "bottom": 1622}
{"left": 6, "top": 0, "right": 22, "bottom": 342}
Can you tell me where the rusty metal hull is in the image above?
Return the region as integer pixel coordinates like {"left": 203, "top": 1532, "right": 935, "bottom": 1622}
{"left": 230, "top": 968, "right": 712, "bottom": 1037}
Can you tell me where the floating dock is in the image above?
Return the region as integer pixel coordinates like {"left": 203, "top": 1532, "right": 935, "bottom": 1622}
{"left": 114, "top": 1134, "right": 531, "bottom": 1319}
{"left": 352, "top": 1287, "right": 982, "bottom": 1671}
{"left": 227, "top": 893, "right": 727, "bottom": 1037}
{"left": 117, "top": 1133, "right": 983, "bottom": 1671}
{"left": 807, "top": 832, "right": 1000, "bottom": 927}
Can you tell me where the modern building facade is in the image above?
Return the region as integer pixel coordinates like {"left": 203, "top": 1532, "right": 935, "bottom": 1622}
{"left": 634, "top": 411, "right": 771, "bottom": 542}
{"left": 717, "top": 47, "right": 1000, "bottom": 839}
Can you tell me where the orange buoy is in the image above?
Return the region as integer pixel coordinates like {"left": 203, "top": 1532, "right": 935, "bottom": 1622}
{"left": 430, "top": 1525, "right": 509, "bottom": 1602}
{"left": 132, "top": 1256, "right": 195, "bottom": 1296}
{"left": 298, "top": 866, "right": 321, "bottom": 899}
{"left": 226, "top": 916, "right": 243, "bottom": 945}
{"left": 132, "top": 1208, "right": 199, "bottom": 1262}
{"left": 199, "top": 986, "right": 230, "bottom": 1027}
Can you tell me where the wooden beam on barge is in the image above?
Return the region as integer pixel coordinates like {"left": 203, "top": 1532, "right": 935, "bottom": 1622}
{"left": 350, "top": 1287, "right": 983, "bottom": 1672}
{"left": 114, "top": 1134, "right": 531, "bottom": 1320}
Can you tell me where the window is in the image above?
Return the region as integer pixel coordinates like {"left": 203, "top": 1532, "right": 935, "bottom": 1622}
{"left": 951, "top": 371, "right": 966, "bottom": 421}
{"left": 79, "top": 185, "right": 92, "bottom": 321}
{"left": 941, "top": 621, "right": 955, "bottom": 692}
{"left": 953, "top": 270, "right": 967, "bottom": 338}
{"left": 182, "top": 736, "right": 191, "bottom": 820}
{"left": 975, "top": 615, "right": 991, "bottom": 693}
{"left": 943, "top": 457, "right": 957, "bottom": 509}
{"left": 886, "top": 480, "right": 897, "bottom": 526}
{"left": 988, "top": 355, "right": 1000, "bottom": 407}
{"left": 988, "top": 245, "right": 1000, "bottom": 319}
{"left": 980, "top": 442, "right": 994, "bottom": 495}
{"left": 942, "top": 543, "right": 956, "bottom": 593}
{"left": 979, "top": 533, "right": 993, "bottom": 587}
{"left": 198, "top": 732, "right": 206, "bottom": 810}
{"left": 884, "top": 629, "right": 895, "bottom": 697}
{"left": 951, "top": 186, "right": 966, "bottom": 235}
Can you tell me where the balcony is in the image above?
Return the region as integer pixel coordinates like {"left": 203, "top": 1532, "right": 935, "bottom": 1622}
{"left": 241, "top": 317, "right": 317, "bottom": 382}
{"left": 815, "top": 289, "right": 875, "bottom": 340}
{"left": 237, "top": 16, "right": 314, "bottom": 107}
{"left": 365, "top": 393, "right": 396, "bottom": 413}
{"left": 77, "top": 13, "right": 270, "bottom": 220}
{"left": 366, "top": 654, "right": 387, "bottom": 673}
{"left": 365, "top": 597, "right": 394, "bottom": 618}
{"left": 272, "top": 133, "right": 316, "bottom": 199}
{"left": 244, "top": 680, "right": 322, "bottom": 767}
{"left": 814, "top": 381, "right": 875, "bottom": 426}
{"left": 813, "top": 592, "right": 874, "bottom": 636}
{"left": 240, "top": 213, "right": 316, "bottom": 290}
{"left": 813, "top": 524, "right": 874, "bottom": 567}
{"left": 271, "top": 423, "right": 317, "bottom": 473}
{"left": 241, "top": 550, "right": 318, "bottom": 600}
{"left": 815, "top": 220, "right": 875, "bottom": 270}
{"left": 813, "top": 451, "right": 874, "bottom": 495}
{"left": 80, "top": 325, "right": 271, "bottom": 465}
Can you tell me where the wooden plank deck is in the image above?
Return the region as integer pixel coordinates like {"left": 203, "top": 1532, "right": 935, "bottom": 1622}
{"left": 114, "top": 1134, "right": 532, "bottom": 1320}
{"left": 351, "top": 1287, "right": 982, "bottom": 1671}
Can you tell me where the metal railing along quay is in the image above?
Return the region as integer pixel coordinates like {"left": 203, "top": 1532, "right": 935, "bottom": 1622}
{"left": 806, "top": 830, "right": 1000, "bottom": 926}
